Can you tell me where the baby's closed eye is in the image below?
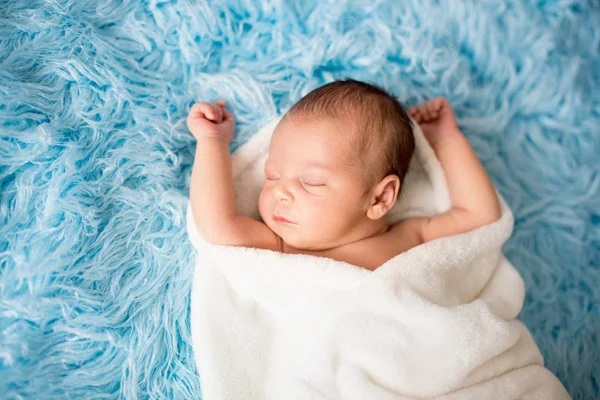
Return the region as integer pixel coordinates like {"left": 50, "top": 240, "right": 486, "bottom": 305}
{"left": 301, "top": 179, "right": 325, "bottom": 187}
{"left": 301, "top": 179, "right": 327, "bottom": 194}
{"left": 264, "top": 168, "right": 280, "bottom": 181}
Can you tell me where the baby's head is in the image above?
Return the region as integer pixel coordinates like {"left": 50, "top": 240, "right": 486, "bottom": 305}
{"left": 259, "top": 79, "right": 415, "bottom": 251}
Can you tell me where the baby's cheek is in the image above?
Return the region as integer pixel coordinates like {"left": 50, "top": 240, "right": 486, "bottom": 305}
{"left": 258, "top": 189, "right": 270, "bottom": 221}
{"left": 315, "top": 198, "right": 345, "bottom": 227}
{"left": 304, "top": 200, "right": 329, "bottom": 226}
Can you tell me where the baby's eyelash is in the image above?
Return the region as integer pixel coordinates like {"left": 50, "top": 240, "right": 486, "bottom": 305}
{"left": 301, "top": 180, "right": 325, "bottom": 187}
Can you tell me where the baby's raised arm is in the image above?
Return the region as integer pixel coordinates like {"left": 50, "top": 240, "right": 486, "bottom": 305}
{"left": 408, "top": 98, "right": 502, "bottom": 242}
{"left": 188, "top": 101, "right": 280, "bottom": 250}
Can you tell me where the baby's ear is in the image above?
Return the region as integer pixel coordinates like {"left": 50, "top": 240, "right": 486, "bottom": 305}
{"left": 366, "top": 175, "right": 400, "bottom": 220}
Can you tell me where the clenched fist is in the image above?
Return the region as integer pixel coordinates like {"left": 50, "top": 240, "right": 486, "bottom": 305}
{"left": 408, "top": 97, "right": 460, "bottom": 148}
{"left": 187, "top": 100, "right": 235, "bottom": 144}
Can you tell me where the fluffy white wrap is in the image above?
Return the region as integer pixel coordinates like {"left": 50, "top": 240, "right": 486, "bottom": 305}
{"left": 186, "top": 118, "right": 570, "bottom": 399}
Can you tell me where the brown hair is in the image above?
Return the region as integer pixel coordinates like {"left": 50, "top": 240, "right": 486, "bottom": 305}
{"left": 285, "top": 79, "right": 415, "bottom": 195}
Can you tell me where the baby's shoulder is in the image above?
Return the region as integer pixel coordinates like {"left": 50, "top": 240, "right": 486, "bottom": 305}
{"left": 381, "top": 217, "right": 424, "bottom": 251}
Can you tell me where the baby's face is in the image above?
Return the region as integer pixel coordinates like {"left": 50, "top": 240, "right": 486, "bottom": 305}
{"left": 258, "top": 117, "right": 371, "bottom": 250}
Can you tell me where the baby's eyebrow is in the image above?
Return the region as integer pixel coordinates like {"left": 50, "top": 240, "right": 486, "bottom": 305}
{"left": 306, "top": 162, "right": 333, "bottom": 171}
{"left": 265, "top": 160, "right": 334, "bottom": 173}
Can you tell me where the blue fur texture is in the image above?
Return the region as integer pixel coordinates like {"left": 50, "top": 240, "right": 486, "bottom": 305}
{"left": 0, "top": 0, "right": 598, "bottom": 398}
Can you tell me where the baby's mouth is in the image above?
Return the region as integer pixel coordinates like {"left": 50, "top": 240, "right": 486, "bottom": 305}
{"left": 273, "top": 215, "right": 297, "bottom": 225}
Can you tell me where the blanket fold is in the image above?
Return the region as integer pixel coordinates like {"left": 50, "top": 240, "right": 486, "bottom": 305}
{"left": 186, "top": 118, "right": 570, "bottom": 399}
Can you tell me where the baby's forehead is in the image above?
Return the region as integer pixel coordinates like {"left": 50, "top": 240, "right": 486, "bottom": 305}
{"left": 269, "top": 129, "right": 354, "bottom": 167}
{"left": 266, "top": 153, "right": 335, "bottom": 173}
{"left": 273, "top": 116, "right": 356, "bottom": 147}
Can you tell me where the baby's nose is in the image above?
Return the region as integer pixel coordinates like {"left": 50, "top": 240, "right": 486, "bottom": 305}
{"left": 274, "top": 185, "right": 293, "bottom": 203}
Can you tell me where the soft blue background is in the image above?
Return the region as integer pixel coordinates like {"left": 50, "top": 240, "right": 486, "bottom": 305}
{"left": 1, "top": 0, "right": 598, "bottom": 398}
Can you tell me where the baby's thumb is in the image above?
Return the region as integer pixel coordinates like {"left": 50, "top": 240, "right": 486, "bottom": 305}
{"left": 204, "top": 105, "right": 222, "bottom": 122}
{"left": 222, "top": 107, "right": 233, "bottom": 121}
{"left": 190, "top": 102, "right": 217, "bottom": 121}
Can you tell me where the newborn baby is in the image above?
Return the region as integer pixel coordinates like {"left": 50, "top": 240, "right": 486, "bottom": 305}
{"left": 187, "top": 80, "right": 501, "bottom": 270}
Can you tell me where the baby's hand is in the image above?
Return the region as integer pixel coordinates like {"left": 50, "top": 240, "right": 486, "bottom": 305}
{"left": 408, "top": 97, "right": 459, "bottom": 148}
{"left": 187, "top": 100, "right": 235, "bottom": 144}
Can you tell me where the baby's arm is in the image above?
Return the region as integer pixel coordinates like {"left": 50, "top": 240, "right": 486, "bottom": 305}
{"left": 188, "top": 101, "right": 280, "bottom": 250}
{"left": 408, "top": 98, "right": 501, "bottom": 242}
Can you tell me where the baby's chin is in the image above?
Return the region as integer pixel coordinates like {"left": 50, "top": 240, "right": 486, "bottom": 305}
{"left": 261, "top": 212, "right": 333, "bottom": 250}
{"left": 271, "top": 225, "right": 313, "bottom": 250}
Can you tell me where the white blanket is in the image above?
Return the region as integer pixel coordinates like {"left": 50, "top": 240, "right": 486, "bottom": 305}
{"left": 186, "top": 118, "right": 570, "bottom": 399}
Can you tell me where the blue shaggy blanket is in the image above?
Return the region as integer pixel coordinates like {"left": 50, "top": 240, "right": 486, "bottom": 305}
{"left": 0, "top": 1, "right": 598, "bottom": 399}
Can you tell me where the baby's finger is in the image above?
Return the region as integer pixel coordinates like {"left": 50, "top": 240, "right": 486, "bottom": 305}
{"left": 416, "top": 105, "right": 427, "bottom": 121}
{"left": 222, "top": 106, "right": 234, "bottom": 121}
{"left": 427, "top": 101, "right": 438, "bottom": 120}
{"left": 207, "top": 103, "right": 225, "bottom": 122}
{"left": 190, "top": 102, "right": 216, "bottom": 120}
{"left": 215, "top": 100, "right": 233, "bottom": 121}
{"left": 412, "top": 110, "right": 422, "bottom": 123}
{"left": 428, "top": 103, "right": 440, "bottom": 119}
{"left": 206, "top": 106, "right": 218, "bottom": 121}
{"left": 432, "top": 97, "right": 446, "bottom": 114}
{"left": 214, "top": 104, "right": 223, "bottom": 122}
{"left": 431, "top": 100, "right": 441, "bottom": 118}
